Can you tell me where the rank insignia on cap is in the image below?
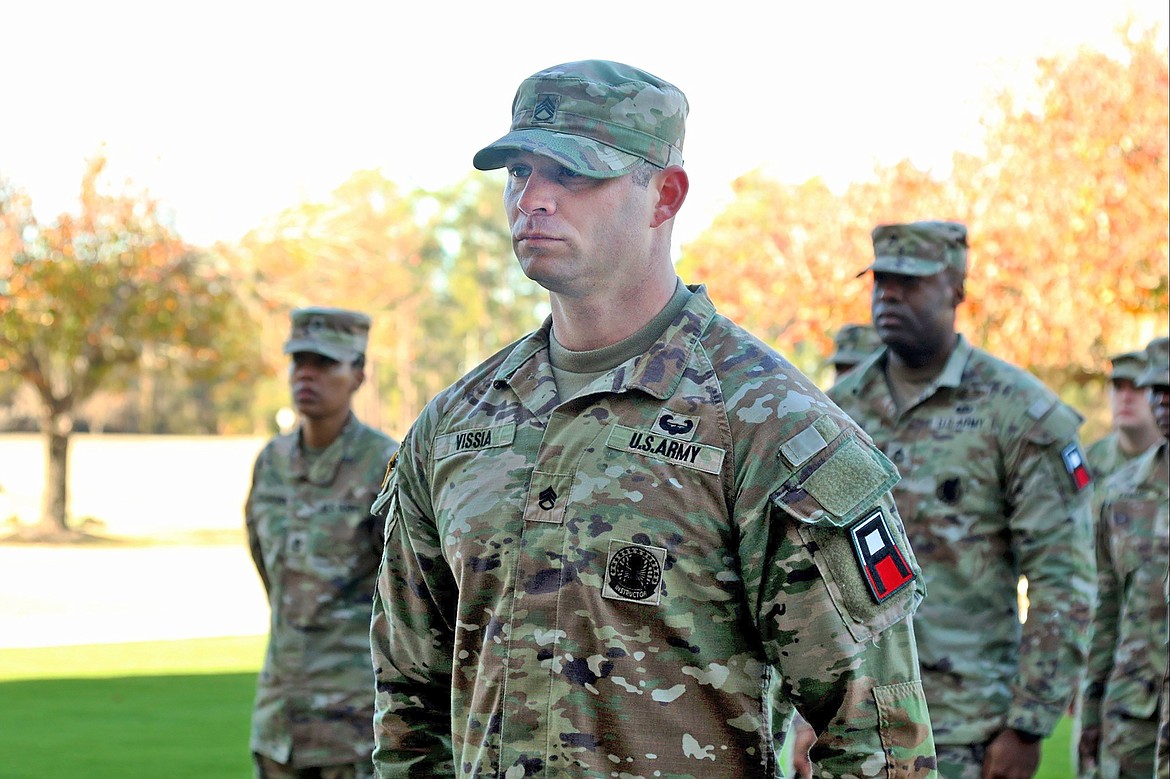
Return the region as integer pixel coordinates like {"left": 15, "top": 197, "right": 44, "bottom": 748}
{"left": 849, "top": 509, "right": 914, "bottom": 603}
{"left": 533, "top": 94, "right": 559, "bottom": 122}
{"left": 1060, "top": 443, "right": 1092, "bottom": 491}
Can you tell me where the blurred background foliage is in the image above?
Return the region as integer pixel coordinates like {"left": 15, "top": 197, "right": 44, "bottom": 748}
{"left": 1, "top": 28, "right": 1167, "bottom": 532}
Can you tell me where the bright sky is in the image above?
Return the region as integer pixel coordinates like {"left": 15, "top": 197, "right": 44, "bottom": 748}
{"left": 3, "top": 1, "right": 1165, "bottom": 248}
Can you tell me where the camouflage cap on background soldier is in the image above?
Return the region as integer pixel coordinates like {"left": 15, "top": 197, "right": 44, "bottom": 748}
{"left": 473, "top": 59, "right": 688, "bottom": 178}
{"left": 283, "top": 307, "right": 370, "bottom": 364}
{"left": 859, "top": 220, "right": 969, "bottom": 278}
{"left": 1107, "top": 349, "right": 1148, "bottom": 383}
{"left": 830, "top": 323, "right": 883, "bottom": 368}
{"left": 1136, "top": 336, "right": 1170, "bottom": 388}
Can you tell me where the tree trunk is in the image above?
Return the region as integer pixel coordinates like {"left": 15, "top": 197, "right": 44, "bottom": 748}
{"left": 38, "top": 413, "right": 72, "bottom": 535}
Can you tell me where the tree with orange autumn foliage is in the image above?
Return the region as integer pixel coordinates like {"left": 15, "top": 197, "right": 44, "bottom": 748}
{"left": 678, "top": 26, "right": 1168, "bottom": 391}
{"left": 232, "top": 170, "right": 541, "bottom": 437}
{"left": 0, "top": 156, "right": 250, "bottom": 538}
{"left": 956, "top": 24, "right": 1168, "bottom": 381}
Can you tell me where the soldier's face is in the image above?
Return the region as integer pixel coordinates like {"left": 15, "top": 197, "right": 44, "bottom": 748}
{"left": 502, "top": 151, "right": 656, "bottom": 297}
{"left": 871, "top": 271, "right": 957, "bottom": 361}
{"left": 1148, "top": 384, "right": 1170, "bottom": 440}
{"left": 1110, "top": 377, "right": 1156, "bottom": 433}
{"left": 288, "top": 352, "right": 362, "bottom": 421}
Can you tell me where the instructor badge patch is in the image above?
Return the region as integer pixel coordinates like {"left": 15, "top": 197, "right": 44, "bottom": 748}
{"left": 602, "top": 540, "right": 667, "bottom": 605}
{"left": 849, "top": 509, "right": 914, "bottom": 603}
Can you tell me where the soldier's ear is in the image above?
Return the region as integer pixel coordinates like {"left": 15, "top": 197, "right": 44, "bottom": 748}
{"left": 948, "top": 273, "right": 966, "bottom": 307}
{"left": 650, "top": 166, "right": 688, "bottom": 228}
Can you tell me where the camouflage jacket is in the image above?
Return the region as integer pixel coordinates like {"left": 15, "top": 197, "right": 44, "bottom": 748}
{"left": 370, "top": 286, "right": 937, "bottom": 778}
{"left": 1082, "top": 441, "right": 1169, "bottom": 730}
{"left": 246, "top": 413, "right": 399, "bottom": 767}
{"left": 1086, "top": 432, "right": 1150, "bottom": 486}
{"left": 829, "top": 336, "right": 1096, "bottom": 745}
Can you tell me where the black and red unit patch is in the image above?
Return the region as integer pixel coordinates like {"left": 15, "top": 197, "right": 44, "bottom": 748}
{"left": 1060, "top": 443, "right": 1092, "bottom": 491}
{"left": 849, "top": 509, "right": 914, "bottom": 603}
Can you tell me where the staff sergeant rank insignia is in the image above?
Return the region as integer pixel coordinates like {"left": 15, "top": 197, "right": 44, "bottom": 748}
{"left": 849, "top": 509, "right": 914, "bottom": 603}
{"left": 533, "top": 94, "right": 559, "bottom": 123}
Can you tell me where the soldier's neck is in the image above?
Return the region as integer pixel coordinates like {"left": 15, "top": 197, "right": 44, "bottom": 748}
{"left": 301, "top": 411, "right": 349, "bottom": 450}
{"left": 1118, "top": 425, "right": 1162, "bottom": 456}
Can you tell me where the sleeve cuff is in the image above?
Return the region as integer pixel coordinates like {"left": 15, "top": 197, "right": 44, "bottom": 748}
{"left": 1005, "top": 699, "right": 1065, "bottom": 739}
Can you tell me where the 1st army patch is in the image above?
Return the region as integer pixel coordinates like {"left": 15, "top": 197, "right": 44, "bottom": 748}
{"left": 1060, "top": 443, "right": 1092, "bottom": 491}
{"left": 849, "top": 509, "right": 914, "bottom": 603}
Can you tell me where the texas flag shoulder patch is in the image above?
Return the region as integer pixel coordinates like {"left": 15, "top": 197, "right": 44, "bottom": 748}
{"left": 849, "top": 508, "right": 914, "bottom": 604}
{"left": 1060, "top": 442, "right": 1092, "bottom": 491}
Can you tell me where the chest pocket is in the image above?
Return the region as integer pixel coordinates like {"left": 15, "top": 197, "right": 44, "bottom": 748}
{"left": 250, "top": 484, "right": 292, "bottom": 574}
{"left": 1110, "top": 499, "right": 1170, "bottom": 583}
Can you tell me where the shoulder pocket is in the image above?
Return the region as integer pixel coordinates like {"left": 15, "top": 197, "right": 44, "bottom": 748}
{"left": 1023, "top": 398, "right": 1093, "bottom": 495}
{"left": 1023, "top": 396, "right": 1083, "bottom": 445}
{"left": 771, "top": 419, "right": 900, "bottom": 527}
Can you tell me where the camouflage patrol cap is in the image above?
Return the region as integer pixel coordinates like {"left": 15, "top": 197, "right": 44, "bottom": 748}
{"left": 1136, "top": 336, "right": 1169, "bottom": 388}
{"left": 473, "top": 59, "right": 688, "bottom": 179}
{"left": 859, "top": 221, "right": 969, "bottom": 278}
{"left": 1107, "top": 349, "right": 1147, "bottom": 383}
{"left": 283, "top": 307, "right": 370, "bottom": 364}
{"left": 830, "top": 324, "right": 883, "bottom": 367}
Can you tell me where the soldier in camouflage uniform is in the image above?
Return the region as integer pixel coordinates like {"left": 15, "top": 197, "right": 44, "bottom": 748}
{"left": 1079, "top": 335, "right": 1169, "bottom": 779}
{"left": 369, "top": 60, "right": 937, "bottom": 778}
{"left": 1074, "top": 347, "right": 1159, "bottom": 774}
{"left": 1085, "top": 349, "right": 1161, "bottom": 482}
{"left": 829, "top": 323, "right": 883, "bottom": 383}
{"left": 828, "top": 221, "right": 1097, "bottom": 779}
{"left": 247, "top": 307, "right": 399, "bottom": 779}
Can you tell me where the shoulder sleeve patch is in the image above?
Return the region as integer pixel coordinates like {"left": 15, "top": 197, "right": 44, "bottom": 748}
{"left": 849, "top": 508, "right": 915, "bottom": 602}
{"left": 797, "top": 503, "right": 923, "bottom": 641}
{"left": 371, "top": 450, "right": 399, "bottom": 518}
{"left": 771, "top": 419, "right": 900, "bottom": 527}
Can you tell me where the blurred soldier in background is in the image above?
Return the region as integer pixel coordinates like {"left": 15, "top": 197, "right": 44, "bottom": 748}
{"left": 246, "top": 307, "right": 399, "bottom": 779}
{"left": 1072, "top": 346, "right": 1159, "bottom": 773}
{"left": 829, "top": 221, "right": 1096, "bottom": 779}
{"left": 369, "top": 59, "right": 936, "bottom": 778}
{"left": 1079, "top": 335, "right": 1169, "bottom": 779}
{"left": 829, "top": 323, "right": 883, "bottom": 383}
{"left": 1086, "top": 349, "right": 1161, "bottom": 482}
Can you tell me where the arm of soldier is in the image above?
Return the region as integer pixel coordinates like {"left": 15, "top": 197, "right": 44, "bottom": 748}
{"left": 1080, "top": 499, "right": 1122, "bottom": 743}
{"left": 779, "top": 502, "right": 933, "bottom": 778}
{"left": 1002, "top": 401, "right": 1097, "bottom": 739}
{"left": 244, "top": 451, "right": 271, "bottom": 594}
{"left": 369, "top": 438, "right": 458, "bottom": 778}
{"left": 742, "top": 422, "right": 934, "bottom": 778}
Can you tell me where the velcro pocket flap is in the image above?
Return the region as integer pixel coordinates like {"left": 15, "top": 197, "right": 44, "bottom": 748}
{"left": 771, "top": 428, "right": 899, "bottom": 526}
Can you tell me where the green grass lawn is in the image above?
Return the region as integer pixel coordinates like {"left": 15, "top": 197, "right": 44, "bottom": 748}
{"left": 0, "top": 635, "right": 1075, "bottom": 778}
{"left": 0, "top": 636, "right": 265, "bottom": 779}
